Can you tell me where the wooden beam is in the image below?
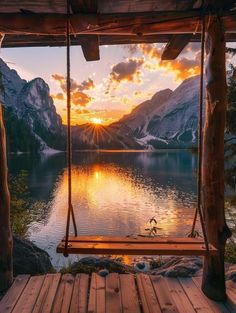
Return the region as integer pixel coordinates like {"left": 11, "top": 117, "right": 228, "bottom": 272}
{"left": 1, "top": 10, "right": 236, "bottom": 36}
{"left": 0, "top": 99, "right": 13, "bottom": 290}
{"left": 70, "top": 0, "right": 97, "bottom": 13}
{"left": 81, "top": 35, "right": 100, "bottom": 61}
{"left": 98, "top": 0, "right": 199, "bottom": 13}
{"left": 161, "top": 34, "right": 192, "bottom": 60}
{"left": 201, "top": 14, "right": 231, "bottom": 301}
{"left": 2, "top": 32, "right": 236, "bottom": 48}
{"left": 70, "top": 0, "right": 100, "bottom": 61}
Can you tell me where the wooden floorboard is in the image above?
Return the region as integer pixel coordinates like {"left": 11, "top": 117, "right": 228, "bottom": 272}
{"left": 0, "top": 275, "right": 30, "bottom": 313}
{"left": 1, "top": 273, "right": 236, "bottom": 313}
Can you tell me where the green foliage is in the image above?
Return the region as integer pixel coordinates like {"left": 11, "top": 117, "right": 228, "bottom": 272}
{"left": 145, "top": 216, "right": 162, "bottom": 237}
{"left": 225, "top": 240, "right": 236, "bottom": 264}
{"left": 186, "top": 229, "right": 201, "bottom": 238}
{"left": 9, "top": 170, "right": 45, "bottom": 237}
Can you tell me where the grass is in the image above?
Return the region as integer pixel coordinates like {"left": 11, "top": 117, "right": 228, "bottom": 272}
{"left": 225, "top": 240, "right": 236, "bottom": 264}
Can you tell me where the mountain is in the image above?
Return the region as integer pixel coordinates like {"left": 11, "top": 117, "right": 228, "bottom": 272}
{"left": 0, "top": 58, "right": 66, "bottom": 153}
{"left": 115, "top": 75, "right": 200, "bottom": 149}
{"left": 0, "top": 57, "right": 201, "bottom": 151}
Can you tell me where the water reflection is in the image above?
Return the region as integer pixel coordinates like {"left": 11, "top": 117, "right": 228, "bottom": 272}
{"left": 8, "top": 150, "right": 198, "bottom": 268}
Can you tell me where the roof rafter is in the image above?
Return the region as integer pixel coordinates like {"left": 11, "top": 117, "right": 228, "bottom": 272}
{"left": 70, "top": 0, "right": 100, "bottom": 61}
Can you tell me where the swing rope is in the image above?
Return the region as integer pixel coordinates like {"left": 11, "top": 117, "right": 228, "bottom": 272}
{"left": 63, "top": 0, "right": 77, "bottom": 257}
{"left": 190, "top": 9, "right": 209, "bottom": 252}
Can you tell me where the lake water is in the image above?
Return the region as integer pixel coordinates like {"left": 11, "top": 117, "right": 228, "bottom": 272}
{"left": 8, "top": 150, "right": 198, "bottom": 268}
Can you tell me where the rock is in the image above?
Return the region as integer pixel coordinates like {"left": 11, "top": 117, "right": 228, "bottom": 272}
{"left": 151, "top": 256, "right": 203, "bottom": 277}
{"left": 225, "top": 264, "right": 236, "bottom": 281}
{"left": 134, "top": 262, "right": 150, "bottom": 272}
{"left": 62, "top": 257, "right": 135, "bottom": 275}
{"left": 98, "top": 269, "right": 109, "bottom": 277}
{"left": 13, "top": 235, "right": 53, "bottom": 275}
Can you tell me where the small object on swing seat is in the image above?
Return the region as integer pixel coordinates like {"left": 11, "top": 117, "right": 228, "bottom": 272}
{"left": 56, "top": 236, "right": 217, "bottom": 256}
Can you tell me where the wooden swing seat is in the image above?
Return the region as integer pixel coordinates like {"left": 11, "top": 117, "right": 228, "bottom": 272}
{"left": 56, "top": 236, "right": 217, "bottom": 256}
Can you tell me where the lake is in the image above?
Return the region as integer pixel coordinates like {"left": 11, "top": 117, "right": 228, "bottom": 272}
{"left": 8, "top": 150, "right": 198, "bottom": 269}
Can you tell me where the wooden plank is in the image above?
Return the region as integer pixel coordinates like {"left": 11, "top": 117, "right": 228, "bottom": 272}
{"left": 0, "top": 11, "right": 236, "bottom": 36}
{"left": 11, "top": 275, "right": 45, "bottom": 313}
{"left": 98, "top": 0, "right": 198, "bottom": 13}
{"left": 120, "top": 274, "right": 141, "bottom": 313}
{"left": 71, "top": 0, "right": 97, "bottom": 13}
{"left": 193, "top": 276, "right": 230, "bottom": 313}
{"left": 81, "top": 36, "right": 100, "bottom": 61}
{"left": 226, "top": 280, "right": 236, "bottom": 293}
{"left": 63, "top": 236, "right": 205, "bottom": 244}
{"left": 179, "top": 278, "right": 213, "bottom": 313}
{"left": 225, "top": 288, "right": 236, "bottom": 313}
{"left": 32, "top": 273, "right": 61, "bottom": 313}
{"left": 106, "top": 273, "right": 122, "bottom": 313}
{"left": 57, "top": 241, "right": 217, "bottom": 256}
{"left": 225, "top": 281, "right": 236, "bottom": 312}
{"left": 136, "top": 274, "right": 161, "bottom": 313}
{"left": 0, "top": 275, "right": 30, "bottom": 313}
{"left": 88, "top": 273, "right": 105, "bottom": 313}
{"left": 69, "top": 274, "right": 89, "bottom": 313}
{"left": 161, "top": 34, "right": 192, "bottom": 60}
{"left": 88, "top": 273, "right": 96, "bottom": 313}
{"left": 151, "top": 275, "right": 180, "bottom": 312}
{"left": 165, "top": 278, "right": 196, "bottom": 313}
{"left": 52, "top": 274, "right": 74, "bottom": 313}
{"left": 0, "top": 104, "right": 13, "bottom": 291}
{"left": 3, "top": 32, "right": 236, "bottom": 49}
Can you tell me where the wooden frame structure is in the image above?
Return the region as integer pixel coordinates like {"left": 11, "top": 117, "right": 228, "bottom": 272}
{"left": 0, "top": 0, "right": 234, "bottom": 302}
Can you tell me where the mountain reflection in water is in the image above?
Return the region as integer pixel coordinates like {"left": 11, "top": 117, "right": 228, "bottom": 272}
{"left": 8, "top": 150, "right": 198, "bottom": 268}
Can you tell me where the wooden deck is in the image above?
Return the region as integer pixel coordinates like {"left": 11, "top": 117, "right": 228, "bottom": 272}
{"left": 0, "top": 273, "right": 236, "bottom": 313}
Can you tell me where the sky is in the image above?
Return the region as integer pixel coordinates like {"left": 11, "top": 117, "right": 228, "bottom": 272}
{"left": 0, "top": 42, "right": 234, "bottom": 125}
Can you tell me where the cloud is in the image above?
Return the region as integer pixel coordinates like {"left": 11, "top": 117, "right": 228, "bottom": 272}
{"left": 110, "top": 57, "right": 144, "bottom": 84}
{"left": 51, "top": 74, "right": 95, "bottom": 107}
{"left": 72, "top": 91, "right": 93, "bottom": 107}
{"left": 106, "top": 57, "right": 145, "bottom": 93}
{"left": 51, "top": 93, "right": 65, "bottom": 101}
{"left": 138, "top": 44, "right": 200, "bottom": 81}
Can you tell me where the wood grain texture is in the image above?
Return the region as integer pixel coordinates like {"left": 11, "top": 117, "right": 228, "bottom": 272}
{"left": 201, "top": 14, "right": 231, "bottom": 301}
{"left": 0, "top": 275, "right": 30, "bottom": 313}
{"left": 11, "top": 275, "right": 45, "bottom": 313}
{"left": 32, "top": 273, "right": 61, "bottom": 313}
{"left": 0, "top": 103, "right": 13, "bottom": 291}
{"left": 52, "top": 274, "right": 74, "bottom": 313}
{"left": 70, "top": 274, "right": 89, "bottom": 313}
{"left": 120, "top": 274, "right": 141, "bottom": 313}
{"left": 57, "top": 240, "right": 217, "bottom": 255}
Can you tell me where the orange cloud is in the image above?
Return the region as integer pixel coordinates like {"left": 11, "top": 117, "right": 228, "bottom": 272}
{"left": 72, "top": 91, "right": 93, "bottom": 107}
{"left": 126, "top": 43, "right": 200, "bottom": 81}
{"left": 51, "top": 92, "right": 65, "bottom": 101}
{"left": 138, "top": 44, "right": 200, "bottom": 80}
{"left": 51, "top": 74, "right": 95, "bottom": 107}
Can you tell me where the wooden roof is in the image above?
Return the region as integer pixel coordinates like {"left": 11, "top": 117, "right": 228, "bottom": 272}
{"left": 1, "top": 0, "right": 236, "bottom": 61}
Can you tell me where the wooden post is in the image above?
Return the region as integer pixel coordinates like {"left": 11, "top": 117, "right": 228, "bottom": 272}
{"left": 201, "top": 15, "right": 231, "bottom": 301}
{"left": 0, "top": 81, "right": 13, "bottom": 290}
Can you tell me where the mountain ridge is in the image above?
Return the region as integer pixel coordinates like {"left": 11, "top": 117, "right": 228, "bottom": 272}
{"left": 0, "top": 58, "right": 200, "bottom": 152}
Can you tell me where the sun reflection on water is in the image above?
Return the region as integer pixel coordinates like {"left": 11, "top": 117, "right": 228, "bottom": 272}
{"left": 28, "top": 152, "right": 197, "bottom": 268}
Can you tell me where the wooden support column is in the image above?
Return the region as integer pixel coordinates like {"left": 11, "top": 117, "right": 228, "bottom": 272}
{"left": 201, "top": 15, "right": 231, "bottom": 301}
{"left": 0, "top": 84, "right": 13, "bottom": 290}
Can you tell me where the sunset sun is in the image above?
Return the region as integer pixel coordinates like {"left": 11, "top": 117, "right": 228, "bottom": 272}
{"left": 90, "top": 117, "right": 103, "bottom": 125}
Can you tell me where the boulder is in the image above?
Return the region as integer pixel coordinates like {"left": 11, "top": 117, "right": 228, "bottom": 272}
{"left": 13, "top": 235, "right": 53, "bottom": 275}
{"left": 151, "top": 256, "right": 203, "bottom": 277}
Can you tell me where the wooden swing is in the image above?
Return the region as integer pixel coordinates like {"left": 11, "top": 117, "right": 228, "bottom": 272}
{"left": 57, "top": 3, "right": 217, "bottom": 257}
